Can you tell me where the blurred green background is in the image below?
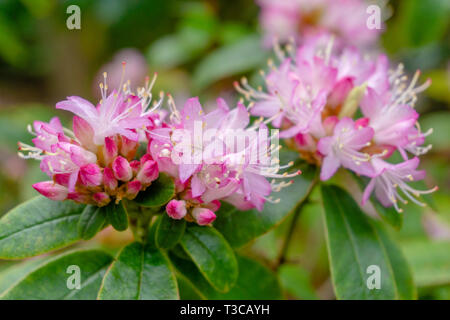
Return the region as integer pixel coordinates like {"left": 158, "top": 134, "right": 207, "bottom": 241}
{"left": 0, "top": 0, "right": 448, "bottom": 300}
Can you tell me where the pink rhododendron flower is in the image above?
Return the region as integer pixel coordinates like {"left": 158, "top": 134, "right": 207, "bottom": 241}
{"left": 257, "top": 0, "right": 384, "bottom": 48}
{"left": 236, "top": 35, "right": 436, "bottom": 212}
{"left": 19, "top": 71, "right": 162, "bottom": 207}
{"left": 317, "top": 117, "right": 376, "bottom": 180}
{"left": 151, "top": 95, "right": 300, "bottom": 223}
{"left": 362, "top": 158, "right": 438, "bottom": 212}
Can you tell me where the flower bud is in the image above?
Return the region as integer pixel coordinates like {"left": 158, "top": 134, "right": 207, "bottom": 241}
{"left": 67, "top": 192, "right": 90, "bottom": 203}
{"left": 126, "top": 180, "right": 142, "bottom": 199}
{"left": 53, "top": 173, "right": 70, "bottom": 187}
{"left": 192, "top": 207, "right": 216, "bottom": 225}
{"left": 103, "top": 137, "right": 118, "bottom": 166}
{"left": 79, "top": 163, "right": 102, "bottom": 187}
{"left": 204, "top": 200, "right": 221, "bottom": 212}
{"left": 166, "top": 199, "right": 187, "bottom": 220}
{"left": 140, "top": 154, "right": 153, "bottom": 164}
{"left": 119, "top": 135, "right": 139, "bottom": 160}
{"left": 130, "top": 160, "right": 141, "bottom": 175}
{"left": 33, "top": 181, "right": 68, "bottom": 201}
{"left": 103, "top": 167, "right": 118, "bottom": 191}
{"left": 112, "top": 156, "right": 133, "bottom": 181}
{"left": 93, "top": 192, "right": 111, "bottom": 206}
{"left": 136, "top": 159, "right": 158, "bottom": 184}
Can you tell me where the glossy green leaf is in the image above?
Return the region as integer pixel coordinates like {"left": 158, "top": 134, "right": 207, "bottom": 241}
{"left": 0, "top": 197, "right": 85, "bottom": 259}
{"left": 321, "top": 184, "right": 416, "bottom": 300}
{"left": 77, "top": 205, "right": 107, "bottom": 240}
{"left": 180, "top": 225, "right": 238, "bottom": 292}
{"left": 214, "top": 162, "right": 316, "bottom": 248}
{"left": 402, "top": 241, "right": 450, "bottom": 287}
{"left": 133, "top": 174, "right": 175, "bottom": 208}
{"left": 171, "top": 253, "right": 282, "bottom": 299}
{"left": 0, "top": 257, "right": 48, "bottom": 295}
{"left": 155, "top": 214, "right": 186, "bottom": 250}
{"left": 1, "top": 250, "right": 113, "bottom": 300}
{"left": 104, "top": 201, "right": 128, "bottom": 231}
{"left": 192, "top": 34, "right": 268, "bottom": 91}
{"left": 98, "top": 242, "right": 178, "bottom": 300}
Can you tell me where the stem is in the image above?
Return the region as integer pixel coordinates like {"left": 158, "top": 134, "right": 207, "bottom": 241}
{"left": 275, "top": 177, "right": 318, "bottom": 270}
{"left": 125, "top": 200, "right": 160, "bottom": 243}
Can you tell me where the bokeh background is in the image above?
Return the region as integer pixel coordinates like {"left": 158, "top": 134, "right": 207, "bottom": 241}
{"left": 0, "top": 0, "right": 448, "bottom": 299}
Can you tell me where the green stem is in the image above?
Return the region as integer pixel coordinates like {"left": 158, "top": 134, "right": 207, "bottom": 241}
{"left": 275, "top": 177, "right": 318, "bottom": 270}
{"left": 125, "top": 200, "right": 160, "bottom": 243}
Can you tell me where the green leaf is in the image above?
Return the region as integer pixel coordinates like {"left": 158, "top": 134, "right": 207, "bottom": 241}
{"left": 0, "top": 257, "right": 49, "bottom": 295}
{"left": 0, "top": 197, "right": 85, "bottom": 259}
{"left": 133, "top": 174, "right": 175, "bottom": 208}
{"left": 214, "top": 162, "right": 317, "bottom": 247}
{"left": 104, "top": 201, "right": 128, "bottom": 231}
{"left": 155, "top": 214, "right": 186, "bottom": 250}
{"left": 192, "top": 34, "right": 268, "bottom": 91}
{"left": 0, "top": 250, "right": 113, "bottom": 300}
{"left": 180, "top": 225, "right": 238, "bottom": 292}
{"left": 98, "top": 242, "right": 178, "bottom": 300}
{"left": 321, "top": 184, "right": 416, "bottom": 300}
{"left": 402, "top": 241, "right": 450, "bottom": 287}
{"left": 278, "top": 264, "right": 317, "bottom": 300}
{"left": 171, "top": 253, "right": 282, "bottom": 299}
{"left": 77, "top": 205, "right": 107, "bottom": 240}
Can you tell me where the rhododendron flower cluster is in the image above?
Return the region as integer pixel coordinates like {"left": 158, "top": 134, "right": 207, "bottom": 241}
{"left": 257, "top": 0, "right": 383, "bottom": 48}
{"left": 19, "top": 72, "right": 162, "bottom": 207}
{"left": 19, "top": 67, "right": 299, "bottom": 226}
{"left": 235, "top": 33, "right": 437, "bottom": 212}
{"left": 149, "top": 96, "right": 300, "bottom": 225}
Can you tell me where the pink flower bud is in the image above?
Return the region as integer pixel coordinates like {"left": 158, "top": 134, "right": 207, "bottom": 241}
{"left": 33, "top": 181, "right": 68, "bottom": 201}
{"left": 136, "top": 159, "right": 158, "bottom": 184}
{"left": 73, "top": 116, "right": 96, "bottom": 152}
{"left": 126, "top": 180, "right": 142, "bottom": 199}
{"left": 79, "top": 163, "right": 102, "bottom": 187}
{"left": 67, "top": 192, "right": 90, "bottom": 203}
{"left": 166, "top": 199, "right": 187, "bottom": 220}
{"left": 140, "top": 154, "right": 153, "bottom": 165}
{"left": 112, "top": 156, "right": 133, "bottom": 181}
{"left": 53, "top": 173, "right": 70, "bottom": 187}
{"left": 130, "top": 160, "right": 141, "bottom": 175}
{"left": 204, "top": 200, "right": 221, "bottom": 212}
{"left": 192, "top": 207, "right": 216, "bottom": 225}
{"left": 103, "top": 167, "right": 118, "bottom": 191}
{"left": 119, "top": 135, "right": 139, "bottom": 159}
{"left": 93, "top": 192, "right": 111, "bottom": 206}
{"left": 103, "top": 137, "right": 118, "bottom": 166}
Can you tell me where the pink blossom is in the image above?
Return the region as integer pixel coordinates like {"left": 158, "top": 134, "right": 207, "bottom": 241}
{"left": 257, "top": 0, "right": 383, "bottom": 48}
{"left": 317, "top": 117, "right": 376, "bottom": 180}
{"left": 33, "top": 181, "right": 68, "bottom": 201}
{"left": 136, "top": 159, "right": 159, "bottom": 185}
{"left": 192, "top": 208, "right": 217, "bottom": 226}
{"left": 93, "top": 192, "right": 110, "bottom": 206}
{"left": 20, "top": 73, "right": 164, "bottom": 206}
{"left": 362, "top": 158, "right": 438, "bottom": 212}
{"left": 166, "top": 200, "right": 187, "bottom": 220}
{"left": 79, "top": 163, "right": 103, "bottom": 187}
{"left": 112, "top": 156, "right": 133, "bottom": 181}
